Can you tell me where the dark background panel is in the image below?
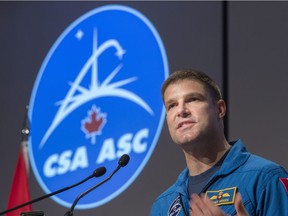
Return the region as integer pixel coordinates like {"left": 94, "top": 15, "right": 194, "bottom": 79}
{"left": 228, "top": 2, "right": 288, "bottom": 168}
{"left": 0, "top": 2, "right": 223, "bottom": 216}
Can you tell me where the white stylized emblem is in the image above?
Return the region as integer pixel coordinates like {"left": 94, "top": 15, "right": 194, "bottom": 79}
{"left": 40, "top": 29, "right": 153, "bottom": 148}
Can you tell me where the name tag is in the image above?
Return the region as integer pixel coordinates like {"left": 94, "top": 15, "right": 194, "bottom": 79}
{"left": 206, "top": 187, "right": 237, "bottom": 206}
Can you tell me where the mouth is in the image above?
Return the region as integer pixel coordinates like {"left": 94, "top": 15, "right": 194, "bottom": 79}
{"left": 176, "top": 120, "right": 196, "bottom": 129}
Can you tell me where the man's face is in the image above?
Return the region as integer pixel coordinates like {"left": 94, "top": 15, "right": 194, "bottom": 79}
{"left": 163, "top": 79, "right": 223, "bottom": 146}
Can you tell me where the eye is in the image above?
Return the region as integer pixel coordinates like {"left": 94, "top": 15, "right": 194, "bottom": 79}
{"left": 188, "top": 97, "right": 199, "bottom": 102}
{"left": 166, "top": 103, "right": 176, "bottom": 111}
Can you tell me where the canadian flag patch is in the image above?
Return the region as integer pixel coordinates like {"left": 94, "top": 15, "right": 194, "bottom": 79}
{"left": 280, "top": 178, "right": 288, "bottom": 193}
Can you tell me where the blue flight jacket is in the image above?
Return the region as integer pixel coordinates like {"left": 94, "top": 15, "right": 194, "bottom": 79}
{"left": 150, "top": 140, "right": 288, "bottom": 216}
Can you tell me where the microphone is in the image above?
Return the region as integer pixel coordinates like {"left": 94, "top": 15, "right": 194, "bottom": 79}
{"left": 0, "top": 166, "right": 106, "bottom": 215}
{"left": 64, "top": 154, "right": 130, "bottom": 216}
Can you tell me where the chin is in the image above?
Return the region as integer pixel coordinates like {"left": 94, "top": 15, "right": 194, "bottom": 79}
{"left": 175, "top": 136, "right": 196, "bottom": 146}
{"left": 175, "top": 130, "right": 204, "bottom": 145}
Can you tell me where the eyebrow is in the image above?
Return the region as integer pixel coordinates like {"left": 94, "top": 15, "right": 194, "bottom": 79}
{"left": 164, "top": 92, "right": 206, "bottom": 106}
{"left": 186, "top": 92, "right": 206, "bottom": 99}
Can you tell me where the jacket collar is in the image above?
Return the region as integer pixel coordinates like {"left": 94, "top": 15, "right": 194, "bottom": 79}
{"left": 217, "top": 139, "right": 250, "bottom": 176}
{"left": 174, "top": 139, "right": 250, "bottom": 195}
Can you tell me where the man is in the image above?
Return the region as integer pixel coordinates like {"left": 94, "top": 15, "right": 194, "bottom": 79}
{"left": 150, "top": 69, "right": 288, "bottom": 215}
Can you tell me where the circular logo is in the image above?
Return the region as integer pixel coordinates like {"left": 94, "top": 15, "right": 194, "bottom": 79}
{"left": 28, "top": 5, "right": 168, "bottom": 209}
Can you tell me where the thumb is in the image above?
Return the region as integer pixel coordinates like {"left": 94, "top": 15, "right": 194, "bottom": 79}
{"left": 234, "top": 193, "right": 249, "bottom": 216}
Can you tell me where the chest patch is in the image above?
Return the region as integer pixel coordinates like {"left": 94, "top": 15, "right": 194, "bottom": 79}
{"left": 206, "top": 187, "right": 237, "bottom": 206}
{"left": 168, "top": 196, "right": 182, "bottom": 216}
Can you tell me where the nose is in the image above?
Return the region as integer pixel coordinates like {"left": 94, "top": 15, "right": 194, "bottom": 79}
{"left": 177, "top": 103, "right": 190, "bottom": 118}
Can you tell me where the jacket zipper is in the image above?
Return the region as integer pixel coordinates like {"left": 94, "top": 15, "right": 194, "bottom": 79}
{"left": 179, "top": 194, "right": 189, "bottom": 216}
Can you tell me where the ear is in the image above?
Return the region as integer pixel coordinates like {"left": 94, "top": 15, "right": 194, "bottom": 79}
{"left": 217, "top": 99, "right": 226, "bottom": 119}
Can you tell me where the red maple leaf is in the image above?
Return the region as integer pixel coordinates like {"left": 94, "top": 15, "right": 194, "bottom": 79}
{"left": 84, "top": 111, "right": 104, "bottom": 134}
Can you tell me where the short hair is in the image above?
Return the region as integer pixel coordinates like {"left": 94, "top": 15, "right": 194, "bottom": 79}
{"left": 161, "top": 69, "right": 222, "bottom": 102}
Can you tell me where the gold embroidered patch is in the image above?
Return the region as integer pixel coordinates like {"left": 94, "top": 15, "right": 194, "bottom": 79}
{"left": 206, "top": 187, "right": 237, "bottom": 206}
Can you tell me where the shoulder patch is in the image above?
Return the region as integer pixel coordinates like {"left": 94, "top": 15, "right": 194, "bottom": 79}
{"left": 168, "top": 196, "right": 182, "bottom": 216}
{"left": 206, "top": 187, "right": 237, "bottom": 206}
{"left": 280, "top": 178, "right": 288, "bottom": 193}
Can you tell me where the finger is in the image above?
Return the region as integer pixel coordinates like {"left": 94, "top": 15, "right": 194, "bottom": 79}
{"left": 190, "top": 194, "right": 214, "bottom": 216}
{"left": 190, "top": 194, "right": 206, "bottom": 215}
{"left": 234, "top": 193, "right": 249, "bottom": 216}
{"left": 201, "top": 194, "right": 228, "bottom": 216}
{"left": 201, "top": 194, "right": 220, "bottom": 212}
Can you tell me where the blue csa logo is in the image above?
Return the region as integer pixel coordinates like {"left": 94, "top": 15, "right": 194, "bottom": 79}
{"left": 28, "top": 5, "right": 168, "bottom": 209}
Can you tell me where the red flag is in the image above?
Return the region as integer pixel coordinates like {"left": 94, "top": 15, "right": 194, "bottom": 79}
{"left": 6, "top": 139, "right": 32, "bottom": 215}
